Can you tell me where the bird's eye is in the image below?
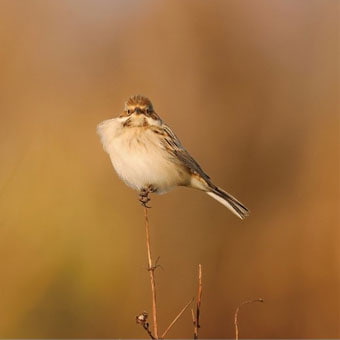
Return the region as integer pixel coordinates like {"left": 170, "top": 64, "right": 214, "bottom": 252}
{"left": 146, "top": 108, "right": 150, "bottom": 114}
{"left": 127, "top": 110, "right": 131, "bottom": 115}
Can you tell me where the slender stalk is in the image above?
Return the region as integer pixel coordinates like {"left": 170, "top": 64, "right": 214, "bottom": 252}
{"left": 191, "top": 308, "right": 195, "bottom": 328}
{"left": 161, "top": 298, "right": 194, "bottom": 339}
{"left": 144, "top": 206, "right": 158, "bottom": 339}
{"left": 136, "top": 312, "right": 155, "bottom": 339}
{"left": 193, "top": 264, "right": 203, "bottom": 339}
{"left": 234, "top": 298, "right": 264, "bottom": 340}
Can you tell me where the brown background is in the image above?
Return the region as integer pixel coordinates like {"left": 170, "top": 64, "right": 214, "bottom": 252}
{"left": 0, "top": 0, "right": 339, "bottom": 338}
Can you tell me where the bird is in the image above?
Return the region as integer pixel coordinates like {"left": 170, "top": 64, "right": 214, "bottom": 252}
{"left": 97, "top": 95, "right": 249, "bottom": 219}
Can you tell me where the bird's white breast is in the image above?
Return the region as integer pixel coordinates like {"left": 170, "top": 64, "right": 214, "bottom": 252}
{"left": 97, "top": 118, "right": 188, "bottom": 193}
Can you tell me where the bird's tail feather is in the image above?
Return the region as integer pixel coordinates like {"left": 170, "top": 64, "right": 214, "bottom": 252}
{"left": 207, "top": 187, "right": 249, "bottom": 219}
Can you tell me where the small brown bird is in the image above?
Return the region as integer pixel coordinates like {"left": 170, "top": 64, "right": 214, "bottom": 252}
{"left": 97, "top": 95, "right": 249, "bottom": 219}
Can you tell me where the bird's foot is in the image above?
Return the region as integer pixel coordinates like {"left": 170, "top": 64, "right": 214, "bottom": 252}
{"left": 139, "top": 185, "right": 156, "bottom": 208}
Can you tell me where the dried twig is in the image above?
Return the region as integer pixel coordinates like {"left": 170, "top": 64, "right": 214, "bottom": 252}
{"left": 191, "top": 307, "right": 195, "bottom": 327}
{"left": 136, "top": 312, "right": 155, "bottom": 339}
{"left": 161, "top": 297, "right": 194, "bottom": 339}
{"left": 234, "top": 298, "right": 264, "bottom": 340}
{"left": 193, "top": 264, "right": 202, "bottom": 339}
{"left": 144, "top": 206, "right": 159, "bottom": 339}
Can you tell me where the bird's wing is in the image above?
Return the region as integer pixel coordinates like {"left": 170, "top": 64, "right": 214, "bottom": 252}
{"left": 153, "top": 123, "right": 211, "bottom": 183}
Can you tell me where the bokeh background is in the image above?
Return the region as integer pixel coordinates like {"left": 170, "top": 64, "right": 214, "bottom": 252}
{"left": 0, "top": 0, "right": 339, "bottom": 338}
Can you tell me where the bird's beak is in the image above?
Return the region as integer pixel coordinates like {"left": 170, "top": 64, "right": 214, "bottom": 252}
{"left": 134, "top": 108, "right": 141, "bottom": 115}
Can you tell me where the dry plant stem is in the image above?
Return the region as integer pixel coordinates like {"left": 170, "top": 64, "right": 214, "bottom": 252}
{"left": 144, "top": 206, "right": 159, "bottom": 339}
{"left": 193, "top": 264, "right": 203, "bottom": 339}
{"left": 136, "top": 312, "right": 155, "bottom": 339}
{"left": 234, "top": 298, "right": 264, "bottom": 340}
{"left": 142, "top": 323, "right": 155, "bottom": 340}
{"left": 161, "top": 298, "right": 194, "bottom": 339}
{"left": 191, "top": 308, "right": 195, "bottom": 326}
{"left": 191, "top": 265, "right": 202, "bottom": 339}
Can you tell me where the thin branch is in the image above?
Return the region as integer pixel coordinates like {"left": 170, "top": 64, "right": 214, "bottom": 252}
{"left": 193, "top": 264, "right": 203, "bottom": 339}
{"left": 234, "top": 298, "right": 264, "bottom": 340}
{"left": 136, "top": 312, "right": 155, "bottom": 339}
{"left": 144, "top": 206, "right": 159, "bottom": 339}
{"left": 191, "top": 308, "right": 195, "bottom": 328}
{"left": 144, "top": 326, "right": 156, "bottom": 339}
{"left": 161, "top": 297, "right": 194, "bottom": 339}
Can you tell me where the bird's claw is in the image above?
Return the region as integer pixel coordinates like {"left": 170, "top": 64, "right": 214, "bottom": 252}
{"left": 139, "top": 196, "right": 151, "bottom": 208}
{"left": 139, "top": 186, "right": 155, "bottom": 208}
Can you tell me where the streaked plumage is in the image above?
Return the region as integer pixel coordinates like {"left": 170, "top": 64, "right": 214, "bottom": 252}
{"left": 97, "top": 95, "right": 249, "bottom": 219}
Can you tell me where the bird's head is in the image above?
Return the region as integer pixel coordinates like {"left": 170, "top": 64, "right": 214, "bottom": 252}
{"left": 120, "top": 95, "right": 161, "bottom": 126}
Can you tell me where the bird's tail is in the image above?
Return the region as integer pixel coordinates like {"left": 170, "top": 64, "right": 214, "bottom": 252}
{"left": 207, "top": 187, "right": 249, "bottom": 219}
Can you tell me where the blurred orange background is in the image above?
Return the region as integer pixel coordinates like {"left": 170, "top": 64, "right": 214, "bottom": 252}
{"left": 0, "top": 0, "right": 339, "bottom": 338}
